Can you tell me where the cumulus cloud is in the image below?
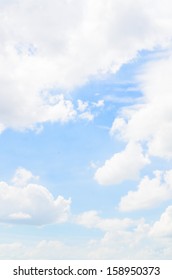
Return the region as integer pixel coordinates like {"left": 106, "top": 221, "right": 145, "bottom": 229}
{"left": 75, "top": 209, "right": 172, "bottom": 259}
{"left": 150, "top": 206, "right": 172, "bottom": 237}
{"left": 94, "top": 142, "right": 149, "bottom": 185}
{"left": 0, "top": 168, "right": 71, "bottom": 225}
{"left": 1, "top": 0, "right": 172, "bottom": 131}
{"left": 75, "top": 210, "right": 172, "bottom": 259}
{"left": 1, "top": 208, "right": 172, "bottom": 259}
{"left": 119, "top": 170, "right": 172, "bottom": 211}
{"left": 103, "top": 46, "right": 172, "bottom": 190}
{"left": 111, "top": 55, "right": 172, "bottom": 160}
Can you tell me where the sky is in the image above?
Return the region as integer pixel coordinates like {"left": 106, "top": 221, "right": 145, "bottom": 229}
{"left": 1, "top": 0, "right": 172, "bottom": 259}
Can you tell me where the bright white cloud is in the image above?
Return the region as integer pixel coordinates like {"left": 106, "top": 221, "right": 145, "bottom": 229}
{"left": 95, "top": 142, "right": 149, "bottom": 185}
{"left": 111, "top": 55, "right": 172, "bottom": 160}
{"left": 150, "top": 206, "right": 172, "bottom": 237}
{"left": 119, "top": 170, "right": 172, "bottom": 211}
{"left": 106, "top": 46, "right": 172, "bottom": 199}
{"left": 0, "top": 0, "right": 172, "bottom": 131}
{"left": 0, "top": 168, "right": 71, "bottom": 225}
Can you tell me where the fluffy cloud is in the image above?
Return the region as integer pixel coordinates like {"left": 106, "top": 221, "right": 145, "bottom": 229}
{"left": 11, "top": 167, "right": 39, "bottom": 187}
{"left": 1, "top": 0, "right": 172, "bottom": 131}
{"left": 75, "top": 210, "right": 172, "bottom": 259}
{"left": 77, "top": 100, "right": 88, "bottom": 112}
{"left": 119, "top": 170, "right": 172, "bottom": 211}
{"left": 94, "top": 142, "right": 149, "bottom": 185}
{"left": 102, "top": 45, "right": 172, "bottom": 189}
{"left": 111, "top": 55, "right": 172, "bottom": 159}
{"left": 1, "top": 207, "right": 172, "bottom": 259}
{"left": 0, "top": 168, "right": 71, "bottom": 225}
{"left": 75, "top": 209, "right": 172, "bottom": 259}
{"left": 150, "top": 206, "right": 172, "bottom": 237}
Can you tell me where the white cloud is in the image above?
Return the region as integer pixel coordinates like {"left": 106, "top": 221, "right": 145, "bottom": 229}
{"left": 75, "top": 211, "right": 172, "bottom": 259}
{"left": 150, "top": 206, "right": 172, "bottom": 237}
{"left": 75, "top": 210, "right": 134, "bottom": 231}
{"left": 92, "top": 100, "right": 104, "bottom": 108}
{"left": 94, "top": 142, "right": 149, "bottom": 185}
{"left": 1, "top": 208, "right": 172, "bottom": 259}
{"left": 9, "top": 212, "right": 31, "bottom": 220}
{"left": 119, "top": 170, "right": 172, "bottom": 212}
{"left": 110, "top": 117, "right": 127, "bottom": 137}
{"left": 0, "top": 168, "right": 71, "bottom": 225}
{"left": 111, "top": 55, "right": 172, "bottom": 160}
{"left": 106, "top": 48, "right": 172, "bottom": 198}
{"left": 77, "top": 99, "right": 104, "bottom": 120}
{"left": 11, "top": 167, "right": 39, "bottom": 187}
{"left": 79, "top": 111, "right": 94, "bottom": 121}
{"left": 0, "top": 0, "right": 172, "bottom": 131}
{"left": 77, "top": 100, "right": 88, "bottom": 112}
{"left": 0, "top": 240, "right": 90, "bottom": 260}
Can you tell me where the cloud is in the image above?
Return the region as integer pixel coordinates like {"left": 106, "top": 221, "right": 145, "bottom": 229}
{"left": 1, "top": 208, "right": 172, "bottom": 259}
{"left": 92, "top": 100, "right": 104, "bottom": 108}
{"left": 9, "top": 212, "right": 31, "bottom": 220}
{"left": 1, "top": 0, "right": 172, "bottom": 131}
{"left": 75, "top": 210, "right": 134, "bottom": 231}
{"left": 105, "top": 45, "right": 172, "bottom": 196}
{"left": 79, "top": 111, "right": 94, "bottom": 121}
{"left": 77, "top": 100, "right": 88, "bottom": 112}
{"left": 11, "top": 167, "right": 39, "bottom": 187}
{"left": 77, "top": 99, "right": 104, "bottom": 121}
{"left": 119, "top": 170, "right": 172, "bottom": 211}
{"left": 94, "top": 142, "right": 149, "bottom": 185}
{"left": 75, "top": 210, "right": 172, "bottom": 259}
{"left": 150, "top": 206, "right": 172, "bottom": 237}
{"left": 0, "top": 168, "right": 71, "bottom": 225}
{"left": 111, "top": 55, "right": 172, "bottom": 160}
{"left": 0, "top": 240, "right": 90, "bottom": 260}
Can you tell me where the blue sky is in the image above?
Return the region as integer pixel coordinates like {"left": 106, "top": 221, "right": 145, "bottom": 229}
{"left": 1, "top": 0, "right": 172, "bottom": 259}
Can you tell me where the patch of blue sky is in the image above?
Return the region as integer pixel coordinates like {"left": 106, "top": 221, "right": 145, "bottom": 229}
{"left": 0, "top": 48, "right": 166, "bottom": 245}
{"left": 15, "top": 42, "right": 38, "bottom": 56}
{"left": 0, "top": 122, "right": 125, "bottom": 215}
